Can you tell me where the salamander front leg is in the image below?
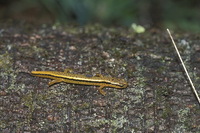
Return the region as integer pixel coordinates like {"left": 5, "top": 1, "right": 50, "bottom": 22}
{"left": 98, "top": 86, "right": 106, "bottom": 96}
{"left": 48, "top": 79, "right": 63, "bottom": 86}
{"left": 94, "top": 73, "right": 103, "bottom": 78}
{"left": 64, "top": 68, "right": 73, "bottom": 73}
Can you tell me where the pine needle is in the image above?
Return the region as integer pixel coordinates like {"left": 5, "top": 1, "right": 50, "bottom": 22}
{"left": 167, "top": 29, "right": 200, "bottom": 104}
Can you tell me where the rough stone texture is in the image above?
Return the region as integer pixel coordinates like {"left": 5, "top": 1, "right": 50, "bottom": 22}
{"left": 0, "top": 21, "right": 200, "bottom": 132}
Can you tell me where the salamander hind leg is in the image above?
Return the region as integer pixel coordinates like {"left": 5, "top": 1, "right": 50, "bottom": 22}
{"left": 98, "top": 86, "right": 106, "bottom": 96}
{"left": 48, "top": 79, "right": 64, "bottom": 86}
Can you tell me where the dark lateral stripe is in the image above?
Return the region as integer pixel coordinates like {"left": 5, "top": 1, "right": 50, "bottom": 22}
{"left": 32, "top": 73, "right": 117, "bottom": 85}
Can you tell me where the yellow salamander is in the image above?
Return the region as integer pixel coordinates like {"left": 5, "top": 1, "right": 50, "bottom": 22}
{"left": 31, "top": 69, "right": 128, "bottom": 95}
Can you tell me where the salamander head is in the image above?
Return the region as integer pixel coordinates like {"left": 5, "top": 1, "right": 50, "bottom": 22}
{"left": 107, "top": 77, "right": 128, "bottom": 88}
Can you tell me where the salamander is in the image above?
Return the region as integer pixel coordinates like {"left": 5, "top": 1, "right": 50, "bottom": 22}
{"left": 31, "top": 69, "right": 128, "bottom": 95}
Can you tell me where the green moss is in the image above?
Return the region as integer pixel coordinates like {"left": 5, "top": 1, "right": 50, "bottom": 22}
{"left": 21, "top": 92, "right": 35, "bottom": 115}
{"left": 161, "top": 104, "right": 172, "bottom": 119}
{"left": 172, "top": 107, "right": 192, "bottom": 132}
{"left": 84, "top": 116, "right": 127, "bottom": 132}
{"left": 72, "top": 102, "right": 90, "bottom": 112}
{"left": 111, "top": 116, "right": 127, "bottom": 128}
{"left": 0, "top": 52, "right": 16, "bottom": 91}
{"left": 0, "top": 52, "right": 13, "bottom": 70}
{"left": 17, "top": 45, "right": 46, "bottom": 57}
{"left": 2, "top": 92, "right": 38, "bottom": 130}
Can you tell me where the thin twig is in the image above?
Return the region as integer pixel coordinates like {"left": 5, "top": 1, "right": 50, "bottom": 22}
{"left": 167, "top": 29, "right": 200, "bottom": 104}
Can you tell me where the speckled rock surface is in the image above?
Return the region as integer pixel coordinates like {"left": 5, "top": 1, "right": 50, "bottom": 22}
{"left": 0, "top": 21, "right": 200, "bottom": 132}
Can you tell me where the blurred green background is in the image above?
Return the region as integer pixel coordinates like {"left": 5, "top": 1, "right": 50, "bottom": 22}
{"left": 0, "top": 0, "right": 200, "bottom": 32}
